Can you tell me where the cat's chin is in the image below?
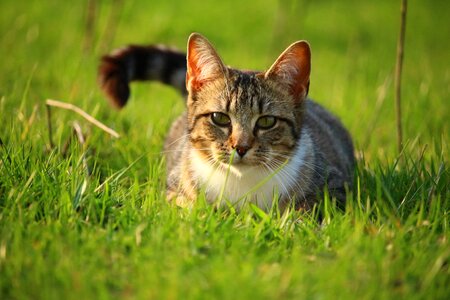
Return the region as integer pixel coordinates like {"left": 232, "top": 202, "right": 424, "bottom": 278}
{"left": 218, "top": 160, "right": 259, "bottom": 178}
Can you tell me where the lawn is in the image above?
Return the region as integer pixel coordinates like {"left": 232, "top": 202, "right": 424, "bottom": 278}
{"left": 0, "top": 0, "right": 448, "bottom": 299}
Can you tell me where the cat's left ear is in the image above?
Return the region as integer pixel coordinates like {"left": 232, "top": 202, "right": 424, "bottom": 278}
{"left": 264, "top": 41, "right": 311, "bottom": 101}
{"left": 186, "top": 33, "right": 227, "bottom": 92}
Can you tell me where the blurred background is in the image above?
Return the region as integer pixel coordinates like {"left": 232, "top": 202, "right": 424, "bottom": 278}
{"left": 0, "top": 0, "right": 448, "bottom": 160}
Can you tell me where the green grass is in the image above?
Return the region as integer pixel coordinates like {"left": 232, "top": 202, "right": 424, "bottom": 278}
{"left": 0, "top": 0, "right": 448, "bottom": 299}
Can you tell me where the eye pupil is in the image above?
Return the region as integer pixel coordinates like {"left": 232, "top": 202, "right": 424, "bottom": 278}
{"left": 211, "top": 112, "right": 231, "bottom": 126}
{"left": 256, "top": 116, "right": 276, "bottom": 129}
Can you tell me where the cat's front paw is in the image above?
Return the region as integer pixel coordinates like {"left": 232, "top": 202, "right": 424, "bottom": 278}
{"left": 167, "top": 190, "right": 195, "bottom": 208}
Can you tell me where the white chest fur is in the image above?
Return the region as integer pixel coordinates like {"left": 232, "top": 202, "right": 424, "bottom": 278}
{"left": 190, "top": 131, "right": 313, "bottom": 210}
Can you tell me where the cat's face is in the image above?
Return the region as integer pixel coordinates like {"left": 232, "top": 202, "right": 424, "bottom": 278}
{"left": 185, "top": 33, "right": 310, "bottom": 172}
{"left": 188, "top": 71, "right": 302, "bottom": 172}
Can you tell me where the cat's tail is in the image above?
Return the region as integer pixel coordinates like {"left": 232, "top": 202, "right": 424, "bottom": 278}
{"left": 98, "top": 45, "right": 187, "bottom": 109}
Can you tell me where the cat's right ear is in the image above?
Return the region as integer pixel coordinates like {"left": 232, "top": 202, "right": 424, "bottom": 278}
{"left": 264, "top": 41, "right": 311, "bottom": 101}
{"left": 186, "top": 33, "right": 227, "bottom": 92}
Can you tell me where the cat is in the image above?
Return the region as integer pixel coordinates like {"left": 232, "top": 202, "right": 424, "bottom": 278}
{"left": 99, "top": 33, "right": 355, "bottom": 212}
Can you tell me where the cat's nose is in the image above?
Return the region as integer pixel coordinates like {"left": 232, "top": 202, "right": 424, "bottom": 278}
{"left": 234, "top": 146, "right": 250, "bottom": 157}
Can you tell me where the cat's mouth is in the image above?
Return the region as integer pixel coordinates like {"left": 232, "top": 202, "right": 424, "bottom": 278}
{"left": 217, "top": 152, "right": 264, "bottom": 172}
{"left": 218, "top": 151, "right": 253, "bottom": 166}
{"left": 209, "top": 148, "right": 263, "bottom": 170}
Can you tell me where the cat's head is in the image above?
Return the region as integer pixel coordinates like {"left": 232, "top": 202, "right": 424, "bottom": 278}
{"left": 185, "top": 33, "right": 311, "bottom": 173}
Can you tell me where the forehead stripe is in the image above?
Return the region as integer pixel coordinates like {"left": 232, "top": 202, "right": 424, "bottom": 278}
{"left": 225, "top": 95, "right": 231, "bottom": 112}
{"left": 258, "top": 97, "right": 264, "bottom": 114}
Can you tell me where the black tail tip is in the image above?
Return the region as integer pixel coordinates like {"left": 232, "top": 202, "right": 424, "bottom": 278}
{"left": 98, "top": 56, "right": 130, "bottom": 109}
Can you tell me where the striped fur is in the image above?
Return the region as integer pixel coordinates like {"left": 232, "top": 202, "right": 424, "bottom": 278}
{"left": 99, "top": 45, "right": 187, "bottom": 108}
{"left": 99, "top": 33, "right": 355, "bottom": 212}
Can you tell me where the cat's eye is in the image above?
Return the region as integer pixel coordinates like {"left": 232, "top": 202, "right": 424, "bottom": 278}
{"left": 211, "top": 112, "right": 231, "bottom": 127}
{"left": 256, "top": 116, "right": 277, "bottom": 129}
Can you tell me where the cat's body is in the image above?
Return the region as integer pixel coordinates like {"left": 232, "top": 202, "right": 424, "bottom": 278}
{"left": 99, "top": 33, "right": 355, "bottom": 211}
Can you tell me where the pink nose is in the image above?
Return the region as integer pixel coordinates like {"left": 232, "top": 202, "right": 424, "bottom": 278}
{"left": 235, "top": 146, "right": 250, "bottom": 157}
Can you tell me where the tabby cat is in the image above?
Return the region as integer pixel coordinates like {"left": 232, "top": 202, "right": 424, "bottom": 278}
{"left": 99, "top": 33, "right": 355, "bottom": 211}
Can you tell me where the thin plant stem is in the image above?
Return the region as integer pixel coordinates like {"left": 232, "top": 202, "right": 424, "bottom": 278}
{"left": 394, "top": 0, "right": 408, "bottom": 155}
{"left": 83, "top": 0, "right": 97, "bottom": 54}
{"left": 46, "top": 104, "right": 54, "bottom": 149}
{"left": 46, "top": 99, "right": 120, "bottom": 138}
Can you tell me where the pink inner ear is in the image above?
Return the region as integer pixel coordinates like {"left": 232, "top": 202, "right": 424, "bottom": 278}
{"left": 266, "top": 41, "right": 311, "bottom": 100}
{"left": 186, "top": 33, "right": 226, "bottom": 92}
{"left": 186, "top": 38, "right": 203, "bottom": 91}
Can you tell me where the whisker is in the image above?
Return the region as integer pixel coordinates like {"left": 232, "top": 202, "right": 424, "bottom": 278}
{"left": 258, "top": 154, "right": 325, "bottom": 201}
{"left": 164, "top": 133, "right": 190, "bottom": 148}
{"left": 160, "top": 148, "right": 212, "bottom": 154}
